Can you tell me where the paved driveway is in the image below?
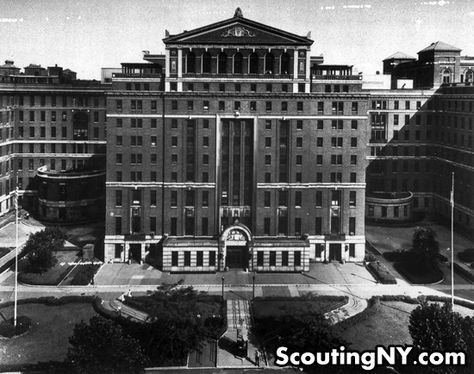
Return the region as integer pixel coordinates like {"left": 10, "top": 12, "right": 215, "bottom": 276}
{"left": 94, "top": 261, "right": 376, "bottom": 287}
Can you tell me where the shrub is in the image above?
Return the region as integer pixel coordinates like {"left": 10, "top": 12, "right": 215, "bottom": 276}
{"left": 459, "top": 248, "right": 474, "bottom": 263}
{"left": 0, "top": 316, "right": 32, "bottom": 338}
{"left": 71, "top": 264, "right": 100, "bottom": 285}
{"left": 367, "top": 261, "right": 397, "bottom": 284}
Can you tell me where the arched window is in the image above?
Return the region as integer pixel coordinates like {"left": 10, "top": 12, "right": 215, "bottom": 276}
{"left": 202, "top": 52, "right": 211, "bottom": 74}
{"left": 265, "top": 52, "right": 274, "bottom": 74}
{"left": 281, "top": 52, "right": 290, "bottom": 75}
{"left": 466, "top": 69, "right": 474, "bottom": 83}
{"left": 186, "top": 51, "right": 196, "bottom": 73}
{"left": 218, "top": 52, "right": 227, "bottom": 74}
{"left": 441, "top": 68, "right": 451, "bottom": 84}
{"left": 233, "top": 52, "right": 243, "bottom": 74}
{"left": 249, "top": 53, "right": 258, "bottom": 74}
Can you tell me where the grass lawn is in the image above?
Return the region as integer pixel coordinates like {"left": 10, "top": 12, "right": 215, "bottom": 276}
{"left": 394, "top": 261, "right": 443, "bottom": 284}
{"left": 0, "top": 247, "right": 12, "bottom": 259}
{"left": 253, "top": 295, "right": 348, "bottom": 319}
{"left": 18, "top": 250, "right": 79, "bottom": 285}
{"left": 0, "top": 302, "right": 97, "bottom": 369}
{"left": 337, "top": 301, "right": 416, "bottom": 350}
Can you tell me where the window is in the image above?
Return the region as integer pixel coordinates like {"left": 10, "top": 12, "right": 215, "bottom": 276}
{"left": 151, "top": 190, "right": 157, "bottom": 206}
{"left": 265, "top": 101, "right": 272, "bottom": 111}
{"left": 317, "top": 102, "right": 324, "bottom": 114}
{"left": 281, "top": 101, "right": 288, "bottom": 111}
{"left": 115, "top": 190, "right": 122, "bottom": 206}
{"left": 265, "top": 137, "right": 271, "bottom": 147}
{"left": 184, "top": 252, "right": 191, "bottom": 266}
{"left": 115, "top": 217, "right": 122, "bottom": 235}
{"left": 294, "top": 251, "right": 301, "bottom": 266}
{"left": 349, "top": 191, "right": 356, "bottom": 207}
{"left": 297, "top": 102, "right": 303, "bottom": 111}
{"left": 351, "top": 120, "right": 358, "bottom": 130}
{"left": 265, "top": 155, "right": 271, "bottom": 165}
{"left": 349, "top": 217, "right": 356, "bottom": 235}
{"left": 405, "top": 101, "right": 410, "bottom": 110}
{"left": 202, "top": 191, "right": 209, "bottom": 207}
{"left": 171, "top": 100, "right": 178, "bottom": 110}
{"left": 196, "top": 251, "right": 203, "bottom": 267}
{"left": 219, "top": 101, "right": 225, "bottom": 111}
{"left": 250, "top": 101, "right": 256, "bottom": 111}
{"left": 296, "top": 155, "right": 302, "bottom": 165}
{"left": 257, "top": 251, "right": 264, "bottom": 266}
{"left": 171, "top": 252, "right": 178, "bottom": 266}
{"left": 209, "top": 251, "right": 216, "bottom": 266}
{"left": 296, "top": 120, "right": 303, "bottom": 130}
{"left": 187, "top": 100, "right": 193, "bottom": 110}
{"left": 282, "top": 251, "right": 289, "bottom": 266}
{"left": 269, "top": 251, "right": 276, "bottom": 266}
{"left": 291, "top": 190, "right": 301, "bottom": 208}
{"left": 350, "top": 155, "right": 357, "bottom": 165}
{"left": 171, "top": 191, "right": 177, "bottom": 207}
{"left": 296, "top": 137, "right": 303, "bottom": 147}
{"left": 315, "top": 217, "right": 322, "bottom": 235}
{"left": 351, "top": 102, "right": 358, "bottom": 114}
{"left": 316, "top": 155, "right": 323, "bottom": 165}
{"left": 351, "top": 137, "right": 357, "bottom": 147}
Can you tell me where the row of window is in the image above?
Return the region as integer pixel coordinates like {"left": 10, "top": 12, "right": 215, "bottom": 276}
{"left": 116, "top": 99, "right": 361, "bottom": 115}
{"left": 16, "top": 126, "right": 101, "bottom": 140}
{"left": 112, "top": 170, "right": 360, "bottom": 183}
{"left": 372, "top": 100, "right": 424, "bottom": 110}
{"left": 0, "top": 95, "right": 102, "bottom": 108}
{"left": 113, "top": 214, "right": 357, "bottom": 237}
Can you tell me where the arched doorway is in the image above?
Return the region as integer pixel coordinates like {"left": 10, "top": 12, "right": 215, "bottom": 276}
{"left": 221, "top": 225, "right": 252, "bottom": 270}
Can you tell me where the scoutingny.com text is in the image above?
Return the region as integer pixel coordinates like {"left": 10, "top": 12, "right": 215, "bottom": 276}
{"left": 275, "top": 345, "right": 466, "bottom": 371}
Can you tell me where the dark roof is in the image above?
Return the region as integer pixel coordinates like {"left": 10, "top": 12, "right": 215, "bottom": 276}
{"left": 419, "top": 41, "right": 461, "bottom": 53}
{"left": 163, "top": 10, "right": 312, "bottom": 46}
{"left": 383, "top": 51, "right": 416, "bottom": 60}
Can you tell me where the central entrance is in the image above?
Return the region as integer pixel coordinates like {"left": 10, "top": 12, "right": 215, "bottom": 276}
{"left": 226, "top": 246, "right": 248, "bottom": 269}
{"left": 220, "top": 225, "right": 252, "bottom": 271}
{"left": 329, "top": 243, "right": 342, "bottom": 261}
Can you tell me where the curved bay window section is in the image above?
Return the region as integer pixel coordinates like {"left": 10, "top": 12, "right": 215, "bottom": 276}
{"left": 36, "top": 165, "right": 105, "bottom": 223}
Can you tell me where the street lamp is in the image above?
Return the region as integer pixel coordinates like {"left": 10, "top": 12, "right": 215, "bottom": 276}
{"left": 221, "top": 276, "right": 225, "bottom": 302}
{"left": 450, "top": 172, "right": 455, "bottom": 308}
{"left": 252, "top": 274, "right": 256, "bottom": 300}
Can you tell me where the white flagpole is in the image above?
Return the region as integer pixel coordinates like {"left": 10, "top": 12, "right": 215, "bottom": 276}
{"left": 450, "top": 172, "right": 454, "bottom": 309}
{"left": 14, "top": 173, "right": 19, "bottom": 327}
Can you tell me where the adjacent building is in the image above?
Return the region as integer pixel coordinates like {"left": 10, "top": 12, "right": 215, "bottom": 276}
{"left": 0, "top": 62, "right": 107, "bottom": 222}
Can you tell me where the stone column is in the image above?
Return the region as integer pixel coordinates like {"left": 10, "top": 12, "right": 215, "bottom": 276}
{"left": 293, "top": 49, "right": 299, "bottom": 92}
{"left": 177, "top": 49, "right": 183, "bottom": 92}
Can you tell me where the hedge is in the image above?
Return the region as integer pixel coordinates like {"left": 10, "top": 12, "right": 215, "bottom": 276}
{"left": 0, "top": 295, "right": 95, "bottom": 310}
{"left": 367, "top": 261, "right": 397, "bottom": 284}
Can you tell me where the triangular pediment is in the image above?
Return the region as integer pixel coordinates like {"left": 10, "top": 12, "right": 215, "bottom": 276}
{"left": 163, "top": 16, "right": 312, "bottom": 46}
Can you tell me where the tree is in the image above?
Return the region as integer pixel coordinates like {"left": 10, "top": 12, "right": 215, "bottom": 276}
{"left": 24, "top": 227, "right": 65, "bottom": 272}
{"left": 409, "top": 302, "right": 474, "bottom": 374}
{"left": 253, "top": 313, "right": 347, "bottom": 373}
{"left": 411, "top": 227, "right": 439, "bottom": 266}
{"left": 67, "top": 316, "right": 148, "bottom": 374}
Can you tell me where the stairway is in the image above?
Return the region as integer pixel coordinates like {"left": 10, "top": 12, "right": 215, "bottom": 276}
{"left": 226, "top": 299, "right": 250, "bottom": 340}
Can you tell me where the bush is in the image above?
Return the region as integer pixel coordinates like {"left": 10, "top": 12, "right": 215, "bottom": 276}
{"left": 71, "top": 264, "right": 100, "bottom": 285}
{"left": 0, "top": 316, "right": 32, "bottom": 338}
{"left": 367, "top": 261, "right": 397, "bottom": 284}
{"left": 459, "top": 248, "right": 474, "bottom": 263}
{"left": 364, "top": 252, "right": 377, "bottom": 262}
{"left": 394, "top": 261, "right": 443, "bottom": 284}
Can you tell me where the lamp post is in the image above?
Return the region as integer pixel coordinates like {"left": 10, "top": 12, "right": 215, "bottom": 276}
{"left": 252, "top": 274, "right": 256, "bottom": 300}
{"left": 221, "top": 276, "right": 225, "bottom": 302}
{"left": 450, "top": 172, "right": 455, "bottom": 308}
{"left": 13, "top": 173, "right": 19, "bottom": 327}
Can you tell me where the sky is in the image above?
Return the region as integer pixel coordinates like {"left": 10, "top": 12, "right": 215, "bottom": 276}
{"left": 1, "top": 0, "right": 473, "bottom": 79}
